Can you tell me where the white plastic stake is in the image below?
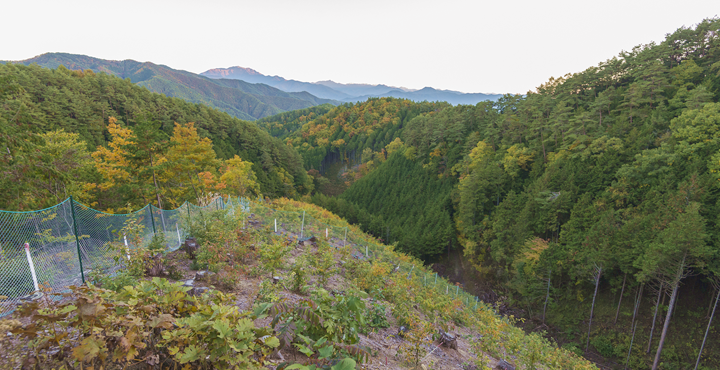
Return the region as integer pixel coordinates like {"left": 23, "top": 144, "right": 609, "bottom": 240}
{"left": 456, "top": 285, "right": 459, "bottom": 296}
{"left": 176, "top": 224, "right": 181, "bottom": 247}
{"left": 275, "top": 219, "right": 277, "bottom": 233}
{"left": 326, "top": 228, "right": 328, "bottom": 238}
{"left": 365, "top": 246, "right": 368, "bottom": 257}
{"left": 24, "top": 243, "right": 39, "bottom": 292}
{"left": 300, "top": 211, "right": 306, "bottom": 238}
{"left": 124, "top": 234, "right": 130, "bottom": 260}
{"left": 446, "top": 285, "right": 448, "bottom": 294}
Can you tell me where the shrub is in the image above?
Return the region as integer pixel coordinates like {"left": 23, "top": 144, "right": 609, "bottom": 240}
{"left": 11, "top": 278, "right": 278, "bottom": 369}
{"left": 591, "top": 334, "right": 615, "bottom": 358}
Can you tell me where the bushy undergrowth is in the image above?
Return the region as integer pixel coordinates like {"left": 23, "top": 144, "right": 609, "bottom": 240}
{"left": 266, "top": 197, "right": 598, "bottom": 370}
{"left": 3, "top": 198, "right": 599, "bottom": 369}
{"left": 9, "top": 278, "right": 278, "bottom": 369}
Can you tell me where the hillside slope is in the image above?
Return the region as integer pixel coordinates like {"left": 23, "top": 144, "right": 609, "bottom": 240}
{"left": 8, "top": 53, "right": 339, "bottom": 120}
{"left": 0, "top": 197, "right": 596, "bottom": 369}
{"left": 253, "top": 18, "right": 720, "bottom": 369}
{"left": 0, "top": 62, "right": 312, "bottom": 211}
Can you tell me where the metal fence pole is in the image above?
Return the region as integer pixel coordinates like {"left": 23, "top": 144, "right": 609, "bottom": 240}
{"left": 149, "top": 206, "right": 157, "bottom": 235}
{"left": 70, "top": 196, "right": 85, "bottom": 284}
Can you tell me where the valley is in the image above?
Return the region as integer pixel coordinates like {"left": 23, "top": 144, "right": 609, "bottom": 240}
{"left": 1, "top": 16, "right": 720, "bottom": 370}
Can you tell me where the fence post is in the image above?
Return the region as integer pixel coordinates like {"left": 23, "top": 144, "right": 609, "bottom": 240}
{"left": 148, "top": 206, "right": 157, "bottom": 235}
{"left": 176, "top": 224, "right": 182, "bottom": 248}
{"left": 300, "top": 211, "right": 305, "bottom": 239}
{"left": 70, "top": 196, "right": 85, "bottom": 284}
{"left": 123, "top": 234, "right": 130, "bottom": 260}
{"left": 23, "top": 243, "right": 39, "bottom": 292}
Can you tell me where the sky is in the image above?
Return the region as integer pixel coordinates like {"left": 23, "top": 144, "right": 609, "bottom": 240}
{"left": 2, "top": 0, "right": 718, "bottom": 94}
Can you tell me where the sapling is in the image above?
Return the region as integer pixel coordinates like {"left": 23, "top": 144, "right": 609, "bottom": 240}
{"left": 259, "top": 237, "right": 292, "bottom": 279}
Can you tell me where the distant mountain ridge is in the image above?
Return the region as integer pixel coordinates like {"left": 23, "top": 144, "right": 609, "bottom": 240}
{"left": 201, "top": 67, "right": 504, "bottom": 105}
{"left": 8, "top": 53, "right": 339, "bottom": 120}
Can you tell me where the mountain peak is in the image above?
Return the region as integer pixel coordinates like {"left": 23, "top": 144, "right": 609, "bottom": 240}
{"left": 201, "top": 66, "right": 265, "bottom": 79}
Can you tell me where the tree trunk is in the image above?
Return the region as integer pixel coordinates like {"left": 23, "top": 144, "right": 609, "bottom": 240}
{"left": 543, "top": 269, "right": 552, "bottom": 324}
{"left": 707, "top": 286, "right": 717, "bottom": 319}
{"left": 635, "top": 284, "right": 644, "bottom": 325}
{"left": 586, "top": 266, "right": 602, "bottom": 352}
{"left": 624, "top": 321, "right": 638, "bottom": 370}
{"left": 150, "top": 153, "right": 167, "bottom": 233}
{"left": 615, "top": 273, "right": 627, "bottom": 324}
{"left": 695, "top": 283, "right": 720, "bottom": 370}
{"left": 652, "top": 255, "right": 686, "bottom": 370}
{"left": 647, "top": 282, "right": 664, "bottom": 353}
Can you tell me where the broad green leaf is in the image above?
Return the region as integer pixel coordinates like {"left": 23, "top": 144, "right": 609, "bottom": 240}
{"left": 317, "top": 345, "right": 334, "bottom": 359}
{"left": 177, "top": 345, "right": 201, "bottom": 363}
{"left": 331, "top": 358, "right": 356, "bottom": 370}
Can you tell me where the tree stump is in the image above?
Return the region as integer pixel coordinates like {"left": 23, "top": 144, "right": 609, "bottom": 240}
{"left": 182, "top": 237, "right": 199, "bottom": 259}
{"left": 145, "top": 253, "right": 164, "bottom": 276}
{"left": 438, "top": 330, "right": 458, "bottom": 350}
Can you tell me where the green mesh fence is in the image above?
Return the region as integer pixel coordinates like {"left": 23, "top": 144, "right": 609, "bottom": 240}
{"left": 0, "top": 197, "right": 221, "bottom": 316}
{"left": 2, "top": 196, "right": 490, "bottom": 318}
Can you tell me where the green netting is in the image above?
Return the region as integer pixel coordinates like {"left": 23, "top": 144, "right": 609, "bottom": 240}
{"left": 2, "top": 196, "right": 487, "bottom": 318}
{"left": 0, "top": 197, "right": 222, "bottom": 316}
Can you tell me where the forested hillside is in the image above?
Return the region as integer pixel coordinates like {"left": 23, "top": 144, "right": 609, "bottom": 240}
{"left": 0, "top": 63, "right": 312, "bottom": 211}
{"left": 260, "top": 97, "right": 449, "bottom": 170}
{"left": 7, "top": 53, "right": 338, "bottom": 120}
{"left": 254, "top": 18, "right": 720, "bottom": 368}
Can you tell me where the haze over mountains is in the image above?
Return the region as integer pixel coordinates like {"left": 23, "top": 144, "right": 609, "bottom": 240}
{"left": 5, "top": 52, "right": 504, "bottom": 121}
{"left": 201, "top": 66, "right": 504, "bottom": 105}
{"left": 6, "top": 53, "right": 338, "bottom": 121}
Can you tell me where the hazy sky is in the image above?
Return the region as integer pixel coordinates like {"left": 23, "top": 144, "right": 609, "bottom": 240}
{"left": 2, "top": 0, "right": 718, "bottom": 94}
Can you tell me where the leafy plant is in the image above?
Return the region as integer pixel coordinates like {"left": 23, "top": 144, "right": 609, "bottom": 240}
{"left": 365, "top": 300, "right": 390, "bottom": 331}
{"left": 395, "top": 312, "right": 435, "bottom": 368}
{"left": 259, "top": 236, "right": 293, "bottom": 279}
{"left": 11, "top": 278, "right": 278, "bottom": 369}
{"left": 309, "top": 242, "right": 337, "bottom": 288}
{"left": 258, "top": 288, "right": 370, "bottom": 366}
